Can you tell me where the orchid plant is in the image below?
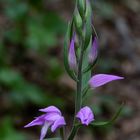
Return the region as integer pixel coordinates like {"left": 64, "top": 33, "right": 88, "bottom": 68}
{"left": 24, "top": 0, "right": 124, "bottom": 140}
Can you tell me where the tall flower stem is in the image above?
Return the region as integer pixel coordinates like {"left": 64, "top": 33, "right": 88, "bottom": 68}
{"left": 75, "top": 47, "right": 84, "bottom": 113}
{"left": 60, "top": 127, "right": 65, "bottom": 140}
{"left": 68, "top": 0, "right": 85, "bottom": 139}
{"left": 68, "top": 38, "right": 85, "bottom": 140}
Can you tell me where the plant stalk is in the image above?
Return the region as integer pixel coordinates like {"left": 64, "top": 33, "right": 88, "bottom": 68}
{"left": 75, "top": 48, "right": 84, "bottom": 113}
{"left": 68, "top": 36, "right": 85, "bottom": 140}
{"left": 60, "top": 127, "right": 65, "bottom": 140}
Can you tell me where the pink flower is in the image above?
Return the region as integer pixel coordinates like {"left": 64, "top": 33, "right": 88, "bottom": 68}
{"left": 24, "top": 106, "right": 66, "bottom": 140}
{"left": 76, "top": 106, "right": 94, "bottom": 125}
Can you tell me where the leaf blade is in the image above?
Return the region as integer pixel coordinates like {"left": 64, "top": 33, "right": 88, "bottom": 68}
{"left": 90, "top": 102, "right": 124, "bottom": 127}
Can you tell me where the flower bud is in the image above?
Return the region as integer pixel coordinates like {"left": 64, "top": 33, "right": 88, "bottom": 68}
{"left": 77, "top": 0, "right": 86, "bottom": 18}
{"left": 68, "top": 35, "right": 77, "bottom": 70}
{"left": 85, "top": 0, "right": 92, "bottom": 20}
{"left": 76, "top": 106, "right": 94, "bottom": 125}
{"left": 88, "top": 37, "right": 98, "bottom": 64}
{"left": 74, "top": 9, "right": 83, "bottom": 34}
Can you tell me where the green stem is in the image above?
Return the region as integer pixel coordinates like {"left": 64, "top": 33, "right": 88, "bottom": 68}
{"left": 67, "top": 125, "right": 80, "bottom": 140}
{"left": 75, "top": 48, "right": 84, "bottom": 113}
{"left": 67, "top": 1, "right": 86, "bottom": 140}
{"left": 60, "top": 127, "right": 65, "bottom": 140}
{"left": 68, "top": 38, "right": 85, "bottom": 140}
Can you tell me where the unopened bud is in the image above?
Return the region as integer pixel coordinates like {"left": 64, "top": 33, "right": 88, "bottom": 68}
{"left": 88, "top": 37, "right": 98, "bottom": 64}
{"left": 85, "top": 0, "right": 92, "bottom": 20}
{"left": 77, "top": 0, "right": 86, "bottom": 19}
{"left": 68, "top": 35, "right": 77, "bottom": 70}
{"left": 74, "top": 9, "right": 83, "bottom": 34}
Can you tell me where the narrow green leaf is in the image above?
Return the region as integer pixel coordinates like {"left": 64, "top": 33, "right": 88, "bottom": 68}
{"left": 83, "top": 56, "right": 98, "bottom": 73}
{"left": 92, "top": 25, "right": 99, "bottom": 39}
{"left": 90, "top": 102, "right": 124, "bottom": 127}
{"left": 91, "top": 121, "right": 109, "bottom": 126}
{"left": 63, "top": 21, "right": 77, "bottom": 81}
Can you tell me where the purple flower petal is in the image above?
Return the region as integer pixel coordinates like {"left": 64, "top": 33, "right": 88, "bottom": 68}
{"left": 89, "top": 74, "right": 124, "bottom": 88}
{"left": 24, "top": 106, "right": 66, "bottom": 139}
{"left": 68, "top": 36, "right": 77, "bottom": 70}
{"left": 88, "top": 37, "right": 98, "bottom": 64}
{"left": 76, "top": 106, "right": 94, "bottom": 125}
{"left": 51, "top": 116, "right": 66, "bottom": 132}
{"left": 40, "top": 122, "right": 51, "bottom": 140}
{"left": 45, "top": 113, "right": 62, "bottom": 122}
{"left": 24, "top": 115, "right": 45, "bottom": 128}
{"left": 39, "top": 106, "right": 61, "bottom": 115}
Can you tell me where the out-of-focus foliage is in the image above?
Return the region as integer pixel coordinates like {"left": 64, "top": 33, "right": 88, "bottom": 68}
{"left": 0, "top": 0, "right": 66, "bottom": 105}
{"left": 0, "top": 118, "right": 27, "bottom": 140}
{"left": 0, "top": 0, "right": 67, "bottom": 139}
{"left": 2, "top": 0, "right": 66, "bottom": 50}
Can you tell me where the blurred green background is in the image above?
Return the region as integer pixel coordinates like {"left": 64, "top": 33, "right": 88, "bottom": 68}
{"left": 0, "top": 0, "right": 140, "bottom": 140}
